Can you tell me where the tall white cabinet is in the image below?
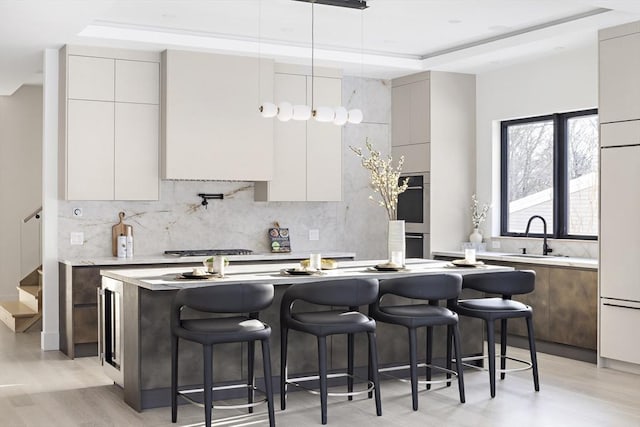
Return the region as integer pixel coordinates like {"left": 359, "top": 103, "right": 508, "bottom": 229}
{"left": 391, "top": 71, "right": 476, "bottom": 256}
{"left": 254, "top": 65, "right": 342, "bottom": 202}
{"left": 598, "top": 22, "right": 640, "bottom": 370}
{"left": 59, "top": 46, "right": 160, "bottom": 200}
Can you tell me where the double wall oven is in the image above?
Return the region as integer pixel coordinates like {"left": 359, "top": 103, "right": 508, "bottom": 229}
{"left": 397, "top": 173, "right": 430, "bottom": 258}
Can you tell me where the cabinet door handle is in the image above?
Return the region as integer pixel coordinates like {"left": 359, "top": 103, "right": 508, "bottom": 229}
{"left": 97, "top": 287, "right": 103, "bottom": 364}
{"left": 603, "top": 302, "right": 640, "bottom": 310}
{"left": 405, "top": 235, "right": 424, "bottom": 239}
{"left": 405, "top": 186, "right": 423, "bottom": 190}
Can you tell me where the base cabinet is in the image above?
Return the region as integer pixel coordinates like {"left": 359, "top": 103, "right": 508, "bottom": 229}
{"left": 600, "top": 301, "right": 640, "bottom": 365}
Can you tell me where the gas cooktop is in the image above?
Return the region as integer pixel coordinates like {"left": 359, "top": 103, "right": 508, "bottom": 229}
{"left": 164, "top": 249, "right": 254, "bottom": 257}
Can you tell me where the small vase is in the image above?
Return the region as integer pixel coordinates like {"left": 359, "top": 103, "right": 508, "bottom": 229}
{"left": 469, "top": 228, "right": 483, "bottom": 244}
{"left": 388, "top": 220, "right": 406, "bottom": 264}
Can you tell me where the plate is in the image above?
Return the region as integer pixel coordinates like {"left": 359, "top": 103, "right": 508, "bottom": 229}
{"left": 367, "top": 265, "right": 405, "bottom": 272}
{"left": 281, "top": 268, "right": 319, "bottom": 276}
{"left": 177, "top": 272, "right": 217, "bottom": 279}
{"left": 450, "top": 259, "right": 484, "bottom": 268}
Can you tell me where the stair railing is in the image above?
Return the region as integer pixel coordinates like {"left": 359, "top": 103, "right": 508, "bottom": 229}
{"left": 20, "top": 206, "right": 42, "bottom": 280}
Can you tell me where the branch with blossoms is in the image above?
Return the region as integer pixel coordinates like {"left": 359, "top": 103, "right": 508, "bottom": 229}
{"left": 471, "top": 194, "right": 490, "bottom": 228}
{"left": 350, "top": 138, "right": 409, "bottom": 220}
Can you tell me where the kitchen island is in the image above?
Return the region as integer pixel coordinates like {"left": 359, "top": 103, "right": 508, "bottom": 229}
{"left": 100, "top": 259, "right": 513, "bottom": 411}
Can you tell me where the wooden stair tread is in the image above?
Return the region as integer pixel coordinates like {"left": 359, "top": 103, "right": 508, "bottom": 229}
{"left": 18, "top": 285, "right": 40, "bottom": 298}
{"left": 0, "top": 301, "right": 38, "bottom": 318}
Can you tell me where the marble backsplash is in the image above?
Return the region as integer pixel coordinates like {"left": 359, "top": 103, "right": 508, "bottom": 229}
{"left": 58, "top": 77, "right": 393, "bottom": 261}
{"left": 487, "top": 236, "right": 598, "bottom": 259}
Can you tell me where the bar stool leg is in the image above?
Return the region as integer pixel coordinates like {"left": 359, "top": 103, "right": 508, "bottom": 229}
{"left": 500, "top": 319, "right": 507, "bottom": 380}
{"left": 248, "top": 340, "right": 255, "bottom": 413}
{"left": 203, "top": 344, "right": 214, "bottom": 427}
{"left": 280, "top": 326, "right": 288, "bottom": 410}
{"left": 171, "top": 335, "right": 179, "bottom": 423}
{"left": 446, "top": 325, "right": 453, "bottom": 386}
{"left": 368, "top": 331, "right": 382, "bottom": 416}
{"left": 453, "top": 324, "right": 466, "bottom": 403}
{"left": 347, "top": 333, "right": 354, "bottom": 401}
{"left": 526, "top": 316, "right": 540, "bottom": 392}
{"left": 408, "top": 328, "right": 419, "bottom": 411}
{"left": 261, "top": 338, "right": 276, "bottom": 427}
{"left": 425, "top": 326, "right": 433, "bottom": 390}
{"left": 318, "top": 336, "right": 329, "bottom": 425}
{"left": 486, "top": 320, "right": 496, "bottom": 398}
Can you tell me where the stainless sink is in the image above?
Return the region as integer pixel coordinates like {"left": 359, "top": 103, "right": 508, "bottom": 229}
{"left": 507, "top": 253, "right": 568, "bottom": 259}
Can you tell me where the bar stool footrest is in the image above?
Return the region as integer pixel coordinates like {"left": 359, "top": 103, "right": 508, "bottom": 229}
{"left": 458, "top": 355, "right": 533, "bottom": 373}
{"left": 285, "top": 372, "right": 375, "bottom": 397}
{"left": 178, "top": 383, "right": 268, "bottom": 410}
{"left": 378, "top": 363, "right": 460, "bottom": 385}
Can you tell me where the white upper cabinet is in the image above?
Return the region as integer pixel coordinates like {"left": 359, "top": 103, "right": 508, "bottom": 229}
{"left": 599, "top": 31, "right": 640, "bottom": 124}
{"left": 66, "top": 100, "right": 115, "bottom": 200}
{"left": 162, "top": 50, "right": 274, "bottom": 181}
{"left": 254, "top": 66, "right": 342, "bottom": 202}
{"left": 61, "top": 46, "right": 160, "bottom": 200}
{"left": 114, "top": 103, "right": 160, "bottom": 200}
{"left": 115, "top": 60, "right": 160, "bottom": 104}
{"left": 391, "top": 78, "right": 430, "bottom": 147}
{"left": 68, "top": 56, "right": 114, "bottom": 101}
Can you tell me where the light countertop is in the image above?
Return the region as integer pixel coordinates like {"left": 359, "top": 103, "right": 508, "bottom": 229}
{"left": 431, "top": 250, "right": 597, "bottom": 270}
{"left": 100, "top": 258, "right": 514, "bottom": 291}
{"left": 60, "top": 251, "right": 356, "bottom": 267}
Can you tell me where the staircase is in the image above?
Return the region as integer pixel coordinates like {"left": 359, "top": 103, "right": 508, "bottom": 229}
{"left": 0, "top": 267, "right": 42, "bottom": 332}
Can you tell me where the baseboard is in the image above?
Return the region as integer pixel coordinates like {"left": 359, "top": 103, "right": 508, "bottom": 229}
{"left": 41, "top": 330, "right": 60, "bottom": 351}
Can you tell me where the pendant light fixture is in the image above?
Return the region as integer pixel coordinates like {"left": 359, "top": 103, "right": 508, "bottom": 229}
{"left": 259, "top": 0, "right": 365, "bottom": 125}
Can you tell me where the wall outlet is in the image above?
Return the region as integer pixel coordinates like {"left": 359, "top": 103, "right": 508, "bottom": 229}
{"left": 491, "top": 240, "right": 501, "bottom": 249}
{"left": 309, "top": 229, "right": 320, "bottom": 241}
{"left": 70, "top": 232, "right": 84, "bottom": 245}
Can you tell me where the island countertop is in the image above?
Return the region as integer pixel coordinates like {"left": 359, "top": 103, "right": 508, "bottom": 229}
{"left": 100, "top": 258, "right": 514, "bottom": 291}
{"left": 61, "top": 251, "right": 356, "bottom": 267}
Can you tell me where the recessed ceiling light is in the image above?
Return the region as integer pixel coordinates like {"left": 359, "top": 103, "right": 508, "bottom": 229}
{"left": 448, "top": 19, "right": 462, "bottom": 24}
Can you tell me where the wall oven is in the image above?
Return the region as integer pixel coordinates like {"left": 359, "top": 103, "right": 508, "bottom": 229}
{"left": 397, "top": 173, "right": 430, "bottom": 258}
{"left": 99, "top": 277, "right": 124, "bottom": 386}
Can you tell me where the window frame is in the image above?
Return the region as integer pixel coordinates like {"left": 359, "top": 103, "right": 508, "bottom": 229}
{"left": 500, "top": 108, "right": 598, "bottom": 241}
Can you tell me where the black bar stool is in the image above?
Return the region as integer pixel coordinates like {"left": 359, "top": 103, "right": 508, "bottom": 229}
{"left": 369, "top": 274, "right": 466, "bottom": 410}
{"left": 454, "top": 270, "right": 540, "bottom": 397}
{"left": 170, "top": 283, "right": 276, "bottom": 427}
{"left": 280, "top": 278, "right": 382, "bottom": 425}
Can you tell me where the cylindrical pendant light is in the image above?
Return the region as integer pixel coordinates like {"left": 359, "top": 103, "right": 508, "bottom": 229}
{"left": 259, "top": 102, "right": 278, "bottom": 118}
{"left": 292, "top": 104, "right": 312, "bottom": 120}
{"left": 277, "top": 102, "right": 293, "bottom": 121}
{"left": 313, "top": 106, "right": 335, "bottom": 122}
{"left": 347, "top": 108, "right": 364, "bottom": 124}
{"left": 333, "top": 106, "right": 348, "bottom": 126}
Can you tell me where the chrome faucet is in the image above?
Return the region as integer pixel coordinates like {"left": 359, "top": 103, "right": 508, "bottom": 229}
{"left": 524, "top": 215, "right": 552, "bottom": 256}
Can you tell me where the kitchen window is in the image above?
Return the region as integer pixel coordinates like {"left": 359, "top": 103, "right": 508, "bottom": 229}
{"left": 500, "top": 109, "right": 598, "bottom": 240}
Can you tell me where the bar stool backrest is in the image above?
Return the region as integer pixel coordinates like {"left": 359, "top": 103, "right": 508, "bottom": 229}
{"left": 462, "top": 270, "right": 535, "bottom": 297}
{"left": 378, "top": 274, "right": 462, "bottom": 301}
{"left": 281, "top": 278, "right": 379, "bottom": 318}
{"left": 172, "top": 283, "right": 275, "bottom": 315}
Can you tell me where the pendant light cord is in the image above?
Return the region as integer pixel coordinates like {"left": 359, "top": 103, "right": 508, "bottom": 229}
{"left": 311, "top": 0, "right": 315, "bottom": 112}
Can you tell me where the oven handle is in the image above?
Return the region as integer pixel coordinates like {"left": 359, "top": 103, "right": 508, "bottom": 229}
{"left": 405, "top": 234, "right": 424, "bottom": 239}
{"left": 405, "top": 186, "right": 423, "bottom": 190}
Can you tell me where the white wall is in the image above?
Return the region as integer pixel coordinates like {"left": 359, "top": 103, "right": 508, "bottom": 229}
{"left": 475, "top": 42, "right": 599, "bottom": 258}
{"left": 0, "top": 85, "right": 43, "bottom": 300}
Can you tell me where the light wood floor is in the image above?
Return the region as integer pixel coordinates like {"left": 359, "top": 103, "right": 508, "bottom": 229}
{"left": 0, "top": 327, "right": 639, "bottom": 427}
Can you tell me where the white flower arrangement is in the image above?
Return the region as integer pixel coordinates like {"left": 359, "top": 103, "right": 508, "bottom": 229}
{"left": 471, "top": 194, "right": 490, "bottom": 229}
{"left": 350, "top": 139, "right": 409, "bottom": 221}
